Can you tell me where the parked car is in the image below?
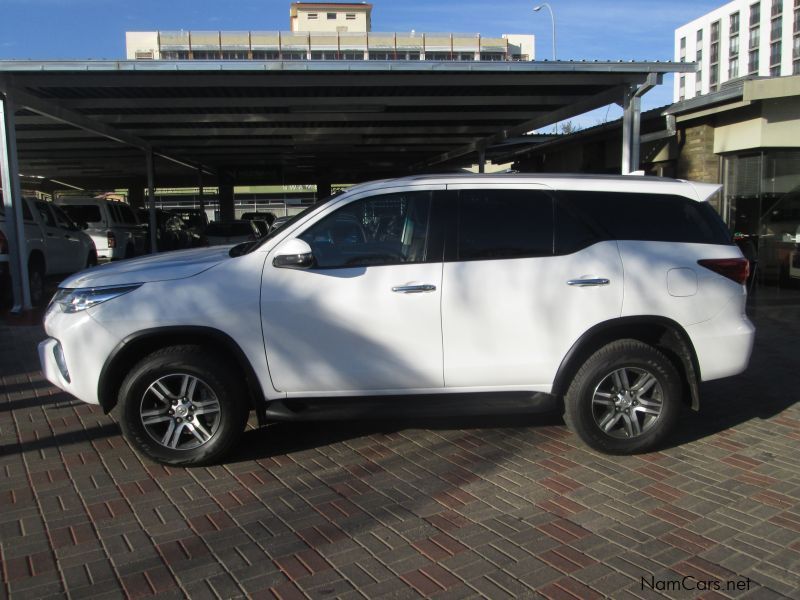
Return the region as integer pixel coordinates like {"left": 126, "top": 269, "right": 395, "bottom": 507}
{"left": 137, "top": 209, "right": 197, "bottom": 251}
{"left": 271, "top": 215, "right": 292, "bottom": 230}
{"left": 250, "top": 219, "right": 271, "bottom": 238}
{"left": 39, "top": 174, "right": 755, "bottom": 466}
{"left": 241, "top": 211, "right": 276, "bottom": 228}
{"left": 1, "top": 195, "right": 96, "bottom": 306}
{"left": 204, "top": 220, "right": 263, "bottom": 246}
{"left": 56, "top": 197, "right": 147, "bottom": 261}
{"left": 166, "top": 208, "right": 209, "bottom": 239}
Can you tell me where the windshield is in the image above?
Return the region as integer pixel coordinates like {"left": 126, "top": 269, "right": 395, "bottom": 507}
{"left": 245, "top": 194, "right": 340, "bottom": 253}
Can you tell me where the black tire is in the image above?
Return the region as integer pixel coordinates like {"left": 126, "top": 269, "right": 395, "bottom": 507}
{"left": 563, "top": 339, "right": 682, "bottom": 454}
{"left": 86, "top": 249, "right": 98, "bottom": 268}
{"left": 116, "top": 345, "right": 249, "bottom": 466}
{"left": 28, "top": 257, "right": 45, "bottom": 307}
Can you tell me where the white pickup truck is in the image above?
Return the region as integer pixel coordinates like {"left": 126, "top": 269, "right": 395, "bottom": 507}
{"left": 1, "top": 195, "right": 96, "bottom": 306}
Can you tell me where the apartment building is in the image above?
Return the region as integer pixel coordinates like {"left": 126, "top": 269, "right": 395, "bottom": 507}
{"left": 126, "top": 1, "right": 534, "bottom": 62}
{"left": 674, "top": 0, "right": 800, "bottom": 100}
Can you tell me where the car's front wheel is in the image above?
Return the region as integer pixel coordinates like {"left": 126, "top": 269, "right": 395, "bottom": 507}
{"left": 563, "top": 339, "right": 682, "bottom": 454}
{"left": 117, "top": 345, "right": 249, "bottom": 466}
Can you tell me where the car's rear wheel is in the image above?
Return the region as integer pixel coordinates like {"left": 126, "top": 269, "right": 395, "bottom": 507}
{"left": 28, "top": 257, "right": 45, "bottom": 307}
{"left": 563, "top": 339, "right": 681, "bottom": 454}
{"left": 117, "top": 345, "right": 249, "bottom": 466}
{"left": 86, "top": 249, "right": 98, "bottom": 268}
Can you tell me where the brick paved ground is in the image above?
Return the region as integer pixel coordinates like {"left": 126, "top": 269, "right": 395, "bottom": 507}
{"left": 1, "top": 289, "right": 800, "bottom": 599}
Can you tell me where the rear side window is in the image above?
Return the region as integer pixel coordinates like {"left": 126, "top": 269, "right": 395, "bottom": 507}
{"left": 456, "top": 189, "right": 553, "bottom": 260}
{"left": 558, "top": 191, "right": 733, "bottom": 245}
{"left": 117, "top": 205, "right": 138, "bottom": 225}
{"left": 62, "top": 204, "right": 102, "bottom": 224}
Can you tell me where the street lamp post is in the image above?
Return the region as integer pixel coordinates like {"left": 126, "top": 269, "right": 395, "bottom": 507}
{"left": 533, "top": 3, "right": 557, "bottom": 61}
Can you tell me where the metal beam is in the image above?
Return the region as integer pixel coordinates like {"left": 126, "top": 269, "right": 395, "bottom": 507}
{"left": 0, "top": 91, "right": 31, "bottom": 311}
{"left": 621, "top": 73, "right": 659, "bottom": 174}
{"left": 146, "top": 149, "right": 158, "bottom": 254}
{"left": 418, "top": 84, "right": 629, "bottom": 168}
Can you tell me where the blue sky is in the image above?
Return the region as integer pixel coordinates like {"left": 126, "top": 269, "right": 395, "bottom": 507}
{"left": 0, "top": 0, "right": 724, "bottom": 126}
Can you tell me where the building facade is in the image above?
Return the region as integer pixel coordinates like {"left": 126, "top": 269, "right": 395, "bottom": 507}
{"left": 126, "top": 1, "right": 533, "bottom": 62}
{"left": 674, "top": 0, "right": 800, "bottom": 101}
{"left": 290, "top": 2, "right": 372, "bottom": 33}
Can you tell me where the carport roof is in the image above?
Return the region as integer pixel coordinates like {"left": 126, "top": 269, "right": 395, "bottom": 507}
{"left": 0, "top": 59, "right": 693, "bottom": 188}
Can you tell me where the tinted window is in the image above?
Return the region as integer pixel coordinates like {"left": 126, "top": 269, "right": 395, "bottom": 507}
{"left": 117, "top": 205, "right": 138, "bottom": 225}
{"left": 559, "top": 191, "right": 733, "bottom": 245}
{"left": 34, "top": 201, "right": 56, "bottom": 227}
{"left": 50, "top": 204, "right": 77, "bottom": 230}
{"left": 61, "top": 204, "right": 102, "bottom": 224}
{"left": 554, "top": 199, "right": 604, "bottom": 255}
{"left": 457, "top": 189, "right": 553, "bottom": 260}
{"left": 300, "top": 191, "right": 432, "bottom": 268}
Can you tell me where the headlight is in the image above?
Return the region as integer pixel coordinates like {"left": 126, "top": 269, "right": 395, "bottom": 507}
{"left": 50, "top": 284, "right": 142, "bottom": 313}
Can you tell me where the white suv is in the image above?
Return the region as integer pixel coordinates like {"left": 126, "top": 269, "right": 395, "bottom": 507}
{"left": 55, "top": 197, "right": 147, "bottom": 261}
{"left": 39, "top": 175, "right": 755, "bottom": 465}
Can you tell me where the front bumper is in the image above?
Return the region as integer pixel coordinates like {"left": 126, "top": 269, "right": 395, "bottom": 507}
{"left": 39, "top": 308, "right": 121, "bottom": 405}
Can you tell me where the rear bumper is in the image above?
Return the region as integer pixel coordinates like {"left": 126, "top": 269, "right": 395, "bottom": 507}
{"left": 688, "top": 311, "right": 755, "bottom": 382}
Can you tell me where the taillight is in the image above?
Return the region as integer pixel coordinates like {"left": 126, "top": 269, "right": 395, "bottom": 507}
{"left": 697, "top": 258, "right": 750, "bottom": 285}
{"left": 107, "top": 231, "right": 116, "bottom": 249}
{"left": 0, "top": 230, "right": 7, "bottom": 254}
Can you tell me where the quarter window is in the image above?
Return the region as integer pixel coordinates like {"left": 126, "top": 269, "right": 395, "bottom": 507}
{"left": 456, "top": 189, "right": 553, "bottom": 260}
{"left": 300, "top": 191, "right": 433, "bottom": 268}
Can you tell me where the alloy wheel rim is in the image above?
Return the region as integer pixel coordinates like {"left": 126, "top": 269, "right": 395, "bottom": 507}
{"left": 140, "top": 373, "right": 221, "bottom": 451}
{"left": 591, "top": 367, "right": 663, "bottom": 439}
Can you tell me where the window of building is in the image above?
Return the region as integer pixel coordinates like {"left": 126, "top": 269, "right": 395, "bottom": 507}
{"left": 711, "top": 42, "right": 720, "bottom": 63}
{"left": 340, "top": 50, "right": 364, "bottom": 60}
{"left": 220, "top": 50, "right": 248, "bottom": 60}
{"left": 711, "top": 20, "right": 720, "bottom": 42}
{"left": 160, "top": 50, "right": 190, "bottom": 60}
{"left": 795, "top": 34, "right": 800, "bottom": 57}
{"left": 368, "top": 51, "right": 393, "bottom": 60}
{"left": 454, "top": 52, "right": 475, "bottom": 61}
{"left": 751, "top": 2, "right": 761, "bottom": 26}
{"left": 710, "top": 63, "right": 720, "bottom": 87}
{"left": 749, "top": 48, "right": 760, "bottom": 72}
{"left": 772, "top": 0, "right": 782, "bottom": 17}
{"left": 299, "top": 192, "right": 434, "bottom": 268}
{"left": 401, "top": 51, "right": 421, "bottom": 60}
{"left": 456, "top": 190, "right": 554, "bottom": 261}
{"left": 695, "top": 69, "right": 703, "bottom": 95}
{"left": 770, "top": 40, "right": 782, "bottom": 66}
{"left": 481, "top": 52, "right": 506, "bottom": 61}
{"left": 346, "top": 13, "right": 356, "bottom": 20}
{"left": 729, "top": 56, "right": 740, "bottom": 78}
{"left": 425, "top": 51, "right": 453, "bottom": 60}
{"left": 679, "top": 36, "right": 687, "bottom": 60}
{"left": 311, "top": 51, "right": 338, "bottom": 60}
{"left": 327, "top": 12, "right": 337, "bottom": 20}
{"left": 795, "top": 6, "right": 800, "bottom": 32}
{"left": 731, "top": 11, "right": 740, "bottom": 35}
{"left": 252, "top": 50, "right": 281, "bottom": 60}
{"left": 192, "top": 50, "right": 219, "bottom": 60}
{"left": 307, "top": 13, "right": 318, "bottom": 19}
{"left": 678, "top": 75, "right": 686, "bottom": 100}
{"left": 731, "top": 34, "right": 740, "bottom": 56}
{"left": 281, "top": 51, "right": 306, "bottom": 60}
{"left": 750, "top": 25, "right": 761, "bottom": 48}
{"left": 771, "top": 15, "right": 783, "bottom": 40}
{"left": 134, "top": 50, "right": 154, "bottom": 60}
{"left": 794, "top": 58, "right": 800, "bottom": 73}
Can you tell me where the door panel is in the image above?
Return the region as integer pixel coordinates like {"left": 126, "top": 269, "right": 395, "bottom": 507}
{"left": 33, "top": 201, "right": 68, "bottom": 273}
{"left": 261, "top": 188, "right": 445, "bottom": 394}
{"left": 441, "top": 187, "right": 623, "bottom": 390}
{"left": 442, "top": 241, "right": 624, "bottom": 388}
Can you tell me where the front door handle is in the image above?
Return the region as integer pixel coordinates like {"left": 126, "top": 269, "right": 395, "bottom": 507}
{"left": 392, "top": 284, "right": 436, "bottom": 294}
{"left": 567, "top": 278, "right": 610, "bottom": 287}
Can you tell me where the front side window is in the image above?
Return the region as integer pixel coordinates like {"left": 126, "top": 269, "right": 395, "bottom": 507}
{"left": 34, "top": 201, "right": 56, "bottom": 227}
{"left": 456, "top": 189, "right": 553, "bottom": 260}
{"left": 300, "top": 191, "right": 433, "bottom": 268}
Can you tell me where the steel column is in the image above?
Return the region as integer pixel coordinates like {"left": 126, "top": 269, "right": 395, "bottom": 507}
{"left": 197, "top": 169, "right": 205, "bottom": 215}
{"left": 146, "top": 149, "right": 158, "bottom": 254}
{"left": 478, "top": 147, "right": 486, "bottom": 173}
{"left": 0, "top": 92, "right": 31, "bottom": 312}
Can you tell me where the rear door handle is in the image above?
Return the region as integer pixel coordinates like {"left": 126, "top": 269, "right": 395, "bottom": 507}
{"left": 567, "top": 278, "right": 610, "bottom": 287}
{"left": 392, "top": 284, "right": 436, "bottom": 293}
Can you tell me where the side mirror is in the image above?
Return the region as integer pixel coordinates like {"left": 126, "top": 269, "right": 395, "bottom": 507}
{"left": 273, "top": 238, "right": 315, "bottom": 269}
